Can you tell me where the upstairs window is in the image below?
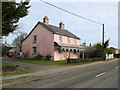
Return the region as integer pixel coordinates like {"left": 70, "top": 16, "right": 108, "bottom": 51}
{"left": 59, "top": 35, "right": 62, "bottom": 42}
{"left": 33, "top": 35, "right": 37, "bottom": 43}
{"left": 67, "top": 37, "right": 70, "bottom": 44}
{"left": 74, "top": 39, "right": 76, "bottom": 44}
{"left": 33, "top": 47, "right": 36, "bottom": 54}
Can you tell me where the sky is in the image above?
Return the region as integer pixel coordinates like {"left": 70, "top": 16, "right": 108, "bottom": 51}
{"left": 5, "top": 0, "right": 118, "bottom": 48}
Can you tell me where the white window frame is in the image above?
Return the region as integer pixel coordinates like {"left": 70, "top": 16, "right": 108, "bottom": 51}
{"left": 33, "top": 35, "right": 37, "bottom": 43}
{"left": 33, "top": 47, "right": 36, "bottom": 54}
{"left": 68, "top": 37, "right": 70, "bottom": 44}
{"left": 74, "top": 39, "right": 76, "bottom": 44}
{"left": 59, "top": 35, "right": 62, "bottom": 42}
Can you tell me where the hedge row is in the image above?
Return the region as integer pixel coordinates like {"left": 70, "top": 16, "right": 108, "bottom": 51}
{"left": 69, "top": 58, "right": 103, "bottom": 64}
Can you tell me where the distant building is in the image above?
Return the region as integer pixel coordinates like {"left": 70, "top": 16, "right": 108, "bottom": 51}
{"left": 114, "top": 49, "right": 120, "bottom": 54}
{"left": 113, "top": 48, "right": 120, "bottom": 58}
{"left": 22, "top": 16, "right": 84, "bottom": 61}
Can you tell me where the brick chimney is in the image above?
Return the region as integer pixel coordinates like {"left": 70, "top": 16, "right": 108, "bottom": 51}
{"left": 59, "top": 21, "right": 64, "bottom": 29}
{"left": 82, "top": 42, "right": 86, "bottom": 47}
{"left": 43, "top": 16, "right": 49, "bottom": 24}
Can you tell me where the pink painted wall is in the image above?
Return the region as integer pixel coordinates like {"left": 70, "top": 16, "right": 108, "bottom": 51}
{"left": 54, "top": 34, "right": 80, "bottom": 45}
{"left": 61, "top": 50, "right": 67, "bottom": 60}
{"left": 54, "top": 34, "right": 59, "bottom": 42}
{"left": 22, "top": 23, "right": 54, "bottom": 59}
{"left": 54, "top": 49, "right": 61, "bottom": 61}
{"left": 69, "top": 50, "right": 79, "bottom": 59}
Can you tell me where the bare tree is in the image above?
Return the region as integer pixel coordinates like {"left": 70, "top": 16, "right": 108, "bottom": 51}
{"left": 12, "top": 32, "right": 27, "bottom": 51}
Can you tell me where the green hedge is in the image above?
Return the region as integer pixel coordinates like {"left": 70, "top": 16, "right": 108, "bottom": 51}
{"left": 2, "top": 64, "right": 19, "bottom": 72}
{"left": 34, "top": 54, "right": 52, "bottom": 61}
{"left": 69, "top": 58, "right": 102, "bottom": 64}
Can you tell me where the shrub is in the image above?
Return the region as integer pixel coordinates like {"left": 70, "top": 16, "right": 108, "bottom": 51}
{"left": 34, "top": 54, "right": 52, "bottom": 61}
{"left": 34, "top": 54, "right": 43, "bottom": 60}
{"left": 2, "top": 64, "right": 19, "bottom": 72}
{"left": 2, "top": 45, "right": 12, "bottom": 56}
{"left": 41, "top": 56, "right": 47, "bottom": 60}
{"left": 46, "top": 55, "right": 52, "bottom": 60}
{"left": 69, "top": 58, "right": 102, "bottom": 64}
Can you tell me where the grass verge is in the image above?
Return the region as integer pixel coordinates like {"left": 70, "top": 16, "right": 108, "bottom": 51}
{"left": 16, "top": 58, "right": 117, "bottom": 66}
{"left": 2, "top": 76, "right": 32, "bottom": 84}
{"left": 2, "top": 63, "right": 32, "bottom": 76}
{"left": 16, "top": 59, "right": 68, "bottom": 66}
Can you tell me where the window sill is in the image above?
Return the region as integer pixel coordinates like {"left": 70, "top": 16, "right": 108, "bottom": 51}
{"left": 33, "top": 42, "right": 36, "bottom": 43}
{"left": 32, "top": 53, "right": 36, "bottom": 55}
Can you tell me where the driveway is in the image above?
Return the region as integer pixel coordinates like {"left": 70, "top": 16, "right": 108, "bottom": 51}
{"left": 2, "top": 57, "right": 62, "bottom": 72}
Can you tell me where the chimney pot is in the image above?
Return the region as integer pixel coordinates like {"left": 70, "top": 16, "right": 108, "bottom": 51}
{"left": 43, "top": 16, "right": 49, "bottom": 24}
{"left": 59, "top": 21, "right": 64, "bottom": 29}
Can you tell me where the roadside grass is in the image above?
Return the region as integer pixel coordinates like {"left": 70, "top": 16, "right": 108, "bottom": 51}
{"left": 71, "top": 59, "right": 105, "bottom": 65}
{"left": 0, "top": 63, "right": 2, "bottom": 67}
{"left": 106, "top": 58, "right": 116, "bottom": 61}
{"left": 2, "top": 63, "right": 32, "bottom": 76}
{"left": 16, "top": 58, "right": 117, "bottom": 66}
{"left": 2, "top": 76, "right": 32, "bottom": 84}
{"left": 16, "top": 59, "right": 68, "bottom": 66}
{"left": 76, "top": 58, "right": 117, "bottom": 65}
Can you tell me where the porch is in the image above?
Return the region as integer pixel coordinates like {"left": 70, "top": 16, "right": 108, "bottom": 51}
{"left": 54, "top": 42, "right": 85, "bottom": 61}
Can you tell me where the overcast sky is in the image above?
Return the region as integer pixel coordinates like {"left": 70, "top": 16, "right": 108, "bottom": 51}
{"left": 5, "top": 0, "right": 118, "bottom": 48}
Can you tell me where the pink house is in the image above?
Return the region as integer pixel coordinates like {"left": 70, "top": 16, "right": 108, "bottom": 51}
{"left": 22, "top": 16, "right": 84, "bottom": 61}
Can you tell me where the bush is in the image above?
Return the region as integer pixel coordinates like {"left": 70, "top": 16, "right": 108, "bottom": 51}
{"left": 2, "top": 64, "right": 19, "bottom": 72}
{"left": 46, "top": 55, "right": 52, "bottom": 60}
{"left": 34, "top": 54, "right": 52, "bottom": 61}
{"left": 69, "top": 58, "right": 102, "bottom": 64}
{"left": 34, "top": 54, "right": 43, "bottom": 60}
{"left": 2, "top": 45, "right": 12, "bottom": 56}
{"left": 41, "top": 56, "right": 47, "bottom": 60}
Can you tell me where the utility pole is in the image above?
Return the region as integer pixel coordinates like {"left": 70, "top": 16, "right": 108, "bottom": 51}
{"left": 102, "top": 24, "right": 104, "bottom": 45}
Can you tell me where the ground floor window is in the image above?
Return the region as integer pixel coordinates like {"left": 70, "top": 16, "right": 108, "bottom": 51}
{"left": 74, "top": 50, "right": 76, "bottom": 54}
{"left": 33, "top": 47, "right": 36, "bottom": 54}
{"left": 59, "top": 49, "right": 62, "bottom": 54}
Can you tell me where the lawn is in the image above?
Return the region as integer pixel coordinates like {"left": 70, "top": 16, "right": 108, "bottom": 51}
{"left": 16, "top": 59, "right": 68, "bottom": 66}
{"left": 2, "top": 63, "right": 32, "bottom": 76}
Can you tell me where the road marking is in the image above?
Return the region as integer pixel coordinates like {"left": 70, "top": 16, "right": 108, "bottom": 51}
{"left": 96, "top": 72, "right": 105, "bottom": 77}
{"left": 115, "top": 66, "right": 120, "bottom": 69}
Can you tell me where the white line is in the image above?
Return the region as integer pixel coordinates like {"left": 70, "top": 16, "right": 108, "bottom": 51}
{"left": 96, "top": 72, "right": 105, "bottom": 77}
{"left": 115, "top": 66, "right": 120, "bottom": 69}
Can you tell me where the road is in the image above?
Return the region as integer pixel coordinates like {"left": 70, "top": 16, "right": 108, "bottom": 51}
{"left": 9, "top": 59, "right": 119, "bottom": 88}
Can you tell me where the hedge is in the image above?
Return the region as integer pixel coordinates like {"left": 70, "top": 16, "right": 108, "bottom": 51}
{"left": 69, "top": 58, "right": 102, "bottom": 64}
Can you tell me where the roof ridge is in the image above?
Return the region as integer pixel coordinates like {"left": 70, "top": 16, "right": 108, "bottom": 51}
{"left": 39, "top": 21, "right": 80, "bottom": 39}
{"left": 40, "top": 21, "right": 68, "bottom": 31}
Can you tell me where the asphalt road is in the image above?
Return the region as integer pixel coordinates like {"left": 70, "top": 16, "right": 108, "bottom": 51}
{"left": 10, "top": 59, "right": 119, "bottom": 88}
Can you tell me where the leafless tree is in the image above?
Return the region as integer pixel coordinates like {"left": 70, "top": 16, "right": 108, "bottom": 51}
{"left": 12, "top": 32, "right": 27, "bottom": 51}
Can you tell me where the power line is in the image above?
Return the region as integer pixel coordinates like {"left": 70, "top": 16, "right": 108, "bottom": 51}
{"left": 40, "top": 0, "right": 103, "bottom": 25}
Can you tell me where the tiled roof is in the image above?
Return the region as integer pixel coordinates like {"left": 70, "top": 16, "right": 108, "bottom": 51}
{"left": 55, "top": 42, "right": 83, "bottom": 49}
{"left": 39, "top": 22, "right": 80, "bottom": 39}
